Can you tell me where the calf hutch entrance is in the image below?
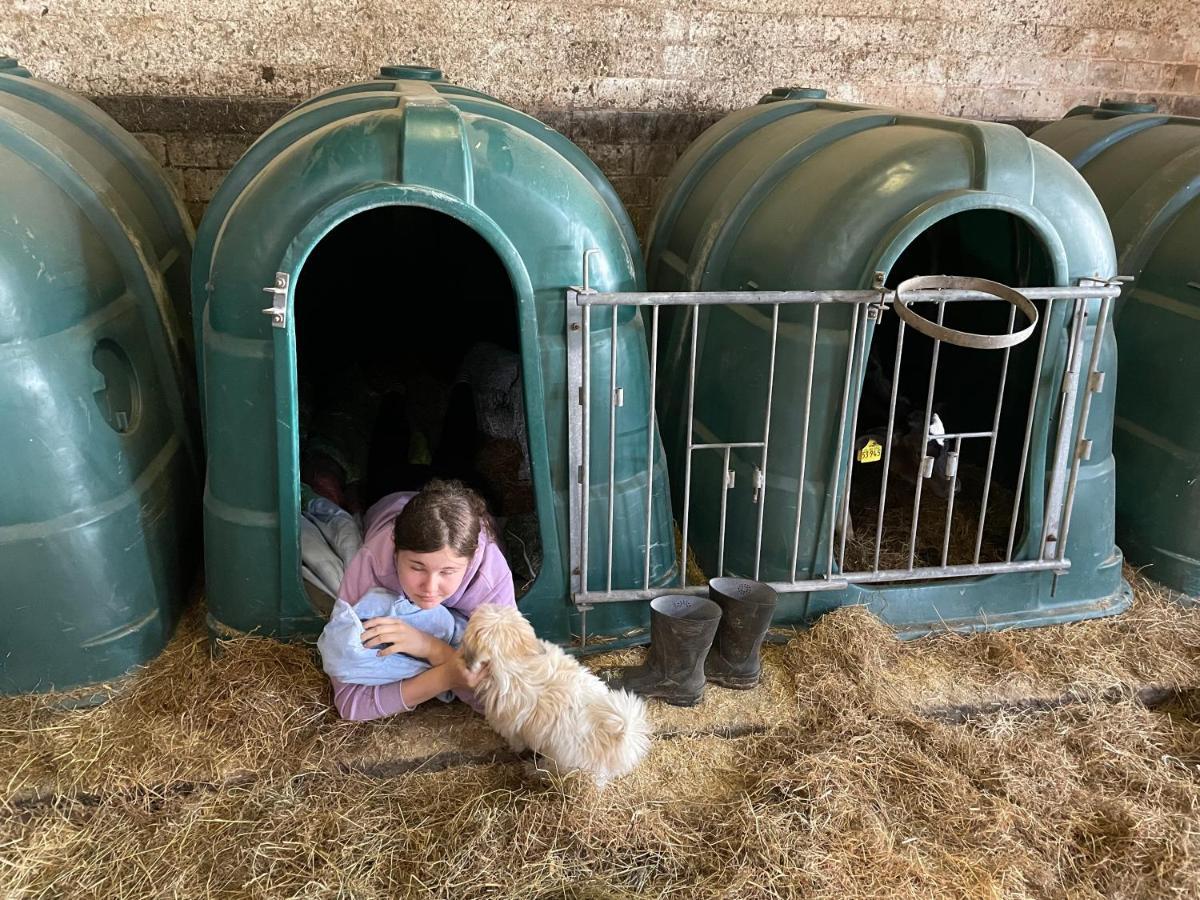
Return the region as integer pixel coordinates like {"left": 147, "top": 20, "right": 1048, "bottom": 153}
{"left": 292, "top": 206, "right": 540, "bottom": 591}
{"left": 564, "top": 92, "right": 1132, "bottom": 639}
{"left": 196, "top": 68, "right": 676, "bottom": 646}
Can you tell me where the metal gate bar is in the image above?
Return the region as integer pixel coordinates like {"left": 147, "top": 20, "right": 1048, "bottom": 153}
{"left": 829, "top": 303, "right": 864, "bottom": 576}
{"left": 837, "top": 304, "right": 872, "bottom": 570}
{"left": 753, "top": 303, "right": 781, "bottom": 580}
{"left": 790, "top": 303, "right": 821, "bottom": 582}
{"left": 1005, "top": 293, "right": 1054, "bottom": 562}
{"left": 566, "top": 268, "right": 1123, "bottom": 619}
{"left": 873, "top": 314, "right": 905, "bottom": 571}
{"left": 587, "top": 286, "right": 1110, "bottom": 305}
{"left": 907, "top": 300, "right": 946, "bottom": 571}
{"left": 1040, "top": 298, "right": 1090, "bottom": 561}
{"left": 974, "top": 304, "right": 1018, "bottom": 563}
{"left": 642, "top": 304, "right": 660, "bottom": 589}
{"left": 1055, "top": 293, "right": 1114, "bottom": 561}
{"left": 606, "top": 305, "right": 622, "bottom": 590}
{"left": 588, "top": 557, "right": 1069, "bottom": 604}
{"left": 679, "top": 303, "right": 700, "bottom": 587}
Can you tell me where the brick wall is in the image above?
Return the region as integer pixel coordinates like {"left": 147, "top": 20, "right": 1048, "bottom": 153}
{"left": 8, "top": 0, "right": 1191, "bottom": 235}
{"left": 92, "top": 96, "right": 730, "bottom": 236}
{"left": 5, "top": 0, "right": 1197, "bottom": 114}
{"left": 99, "top": 98, "right": 1044, "bottom": 238}
{"left": 94, "top": 96, "right": 291, "bottom": 227}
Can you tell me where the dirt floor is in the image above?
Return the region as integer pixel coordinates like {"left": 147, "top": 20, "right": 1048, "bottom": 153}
{"left": 2, "top": 567, "right": 1198, "bottom": 898}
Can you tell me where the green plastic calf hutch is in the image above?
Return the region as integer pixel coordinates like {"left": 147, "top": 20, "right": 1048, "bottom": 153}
{"left": 193, "top": 66, "right": 676, "bottom": 647}
{"left": 1035, "top": 103, "right": 1200, "bottom": 600}
{"left": 642, "top": 88, "right": 1130, "bottom": 635}
{"left": 0, "top": 59, "right": 200, "bottom": 694}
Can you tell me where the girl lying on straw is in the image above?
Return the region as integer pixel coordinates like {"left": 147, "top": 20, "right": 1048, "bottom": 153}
{"left": 317, "top": 480, "right": 515, "bottom": 720}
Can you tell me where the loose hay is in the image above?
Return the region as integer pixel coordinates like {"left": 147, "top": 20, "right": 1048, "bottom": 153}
{"left": 2, "top": 567, "right": 1199, "bottom": 898}
{"left": 841, "top": 462, "right": 1017, "bottom": 573}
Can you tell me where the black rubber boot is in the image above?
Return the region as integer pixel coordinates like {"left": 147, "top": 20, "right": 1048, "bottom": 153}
{"left": 704, "top": 578, "right": 778, "bottom": 689}
{"left": 607, "top": 595, "right": 722, "bottom": 707}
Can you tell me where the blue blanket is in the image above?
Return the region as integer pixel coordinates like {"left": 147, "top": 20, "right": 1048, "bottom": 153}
{"left": 317, "top": 588, "right": 468, "bottom": 694}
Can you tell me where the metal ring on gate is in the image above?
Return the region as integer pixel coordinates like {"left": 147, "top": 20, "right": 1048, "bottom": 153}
{"left": 893, "top": 275, "right": 1039, "bottom": 350}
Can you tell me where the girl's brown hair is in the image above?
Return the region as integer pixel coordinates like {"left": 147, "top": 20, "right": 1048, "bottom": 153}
{"left": 392, "top": 479, "right": 491, "bottom": 559}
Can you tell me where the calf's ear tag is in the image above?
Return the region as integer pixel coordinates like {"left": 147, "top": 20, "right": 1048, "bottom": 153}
{"left": 857, "top": 438, "right": 883, "bottom": 464}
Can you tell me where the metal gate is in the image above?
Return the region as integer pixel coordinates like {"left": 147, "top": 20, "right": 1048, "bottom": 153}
{"left": 566, "top": 250, "right": 1122, "bottom": 637}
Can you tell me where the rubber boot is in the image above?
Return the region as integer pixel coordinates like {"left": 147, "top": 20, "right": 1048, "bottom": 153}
{"left": 606, "top": 595, "right": 722, "bottom": 707}
{"left": 704, "top": 578, "right": 778, "bottom": 689}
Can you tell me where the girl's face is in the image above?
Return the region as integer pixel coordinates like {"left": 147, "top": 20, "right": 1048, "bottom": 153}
{"left": 395, "top": 546, "right": 471, "bottom": 609}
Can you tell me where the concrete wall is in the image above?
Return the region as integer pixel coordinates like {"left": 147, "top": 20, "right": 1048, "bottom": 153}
{"left": 5, "top": 0, "right": 1197, "bottom": 232}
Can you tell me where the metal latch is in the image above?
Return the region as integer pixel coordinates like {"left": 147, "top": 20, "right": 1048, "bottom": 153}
{"left": 262, "top": 272, "right": 289, "bottom": 328}
{"left": 581, "top": 248, "right": 600, "bottom": 294}
{"left": 944, "top": 450, "right": 959, "bottom": 479}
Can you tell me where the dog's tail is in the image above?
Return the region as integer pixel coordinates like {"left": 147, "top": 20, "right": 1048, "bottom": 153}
{"left": 590, "top": 689, "right": 652, "bottom": 777}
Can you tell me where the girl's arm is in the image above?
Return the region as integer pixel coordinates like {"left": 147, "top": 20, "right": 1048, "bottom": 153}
{"left": 330, "top": 654, "right": 484, "bottom": 722}
{"left": 330, "top": 677, "right": 412, "bottom": 721}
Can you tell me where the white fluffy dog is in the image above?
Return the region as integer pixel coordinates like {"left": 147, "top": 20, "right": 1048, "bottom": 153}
{"left": 460, "top": 604, "right": 650, "bottom": 787}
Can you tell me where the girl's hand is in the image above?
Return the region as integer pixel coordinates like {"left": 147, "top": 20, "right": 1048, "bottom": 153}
{"left": 447, "top": 650, "right": 490, "bottom": 692}
{"left": 361, "top": 618, "right": 441, "bottom": 660}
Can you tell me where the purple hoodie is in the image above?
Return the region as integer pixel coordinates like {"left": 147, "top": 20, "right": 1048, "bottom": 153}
{"left": 330, "top": 491, "right": 516, "bottom": 721}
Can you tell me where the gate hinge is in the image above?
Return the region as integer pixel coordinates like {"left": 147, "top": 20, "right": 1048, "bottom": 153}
{"left": 725, "top": 468, "right": 736, "bottom": 489}
{"left": 1088, "top": 371, "right": 1106, "bottom": 393}
{"left": 1076, "top": 438, "right": 1093, "bottom": 461}
{"left": 262, "top": 272, "right": 289, "bottom": 328}
{"left": 751, "top": 465, "right": 764, "bottom": 503}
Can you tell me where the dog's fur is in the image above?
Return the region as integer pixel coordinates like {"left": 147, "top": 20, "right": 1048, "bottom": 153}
{"left": 461, "top": 605, "right": 651, "bottom": 787}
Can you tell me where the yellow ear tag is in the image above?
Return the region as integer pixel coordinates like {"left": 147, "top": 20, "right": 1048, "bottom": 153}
{"left": 857, "top": 439, "right": 883, "bottom": 464}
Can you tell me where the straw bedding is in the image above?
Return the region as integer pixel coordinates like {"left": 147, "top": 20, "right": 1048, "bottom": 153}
{"left": 2, "top": 569, "right": 1197, "bottom": 898}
